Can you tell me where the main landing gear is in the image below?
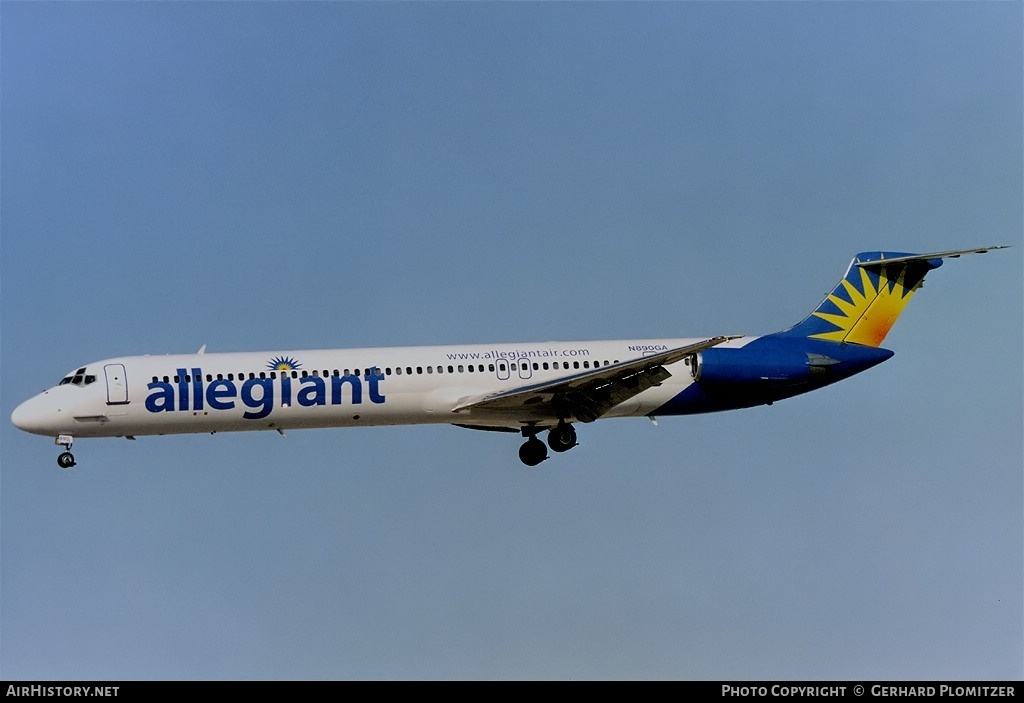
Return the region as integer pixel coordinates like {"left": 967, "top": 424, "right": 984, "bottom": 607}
{"left": 56, "top": 434, "right": 76, "bottom": 469}
{"left": 519, "top": 422, "right": 578, "bottom": 466}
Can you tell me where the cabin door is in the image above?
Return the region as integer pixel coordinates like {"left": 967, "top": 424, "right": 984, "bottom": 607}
{"left": 104, "top": 364, "right": 129, "bottom": 405}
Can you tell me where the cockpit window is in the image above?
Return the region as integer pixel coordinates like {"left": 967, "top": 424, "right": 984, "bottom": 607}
{"left": 59, "top": 368, "right": 96, "bottom": 387}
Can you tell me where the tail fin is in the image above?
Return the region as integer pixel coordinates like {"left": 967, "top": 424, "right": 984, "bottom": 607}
{"left": 778, "top": 247, "right": 1007, "bottom": 347}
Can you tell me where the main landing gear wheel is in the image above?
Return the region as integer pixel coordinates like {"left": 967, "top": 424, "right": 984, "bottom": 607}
{"left": 547, "top": 422, "right": 577, "bottom": 453}
{"left": 519, "top": 436, "right": 548, "bottom": 467}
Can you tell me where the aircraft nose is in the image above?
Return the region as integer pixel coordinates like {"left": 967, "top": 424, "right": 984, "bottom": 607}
{"left": 11, "top": 393, "right": 60, "bottom": 436}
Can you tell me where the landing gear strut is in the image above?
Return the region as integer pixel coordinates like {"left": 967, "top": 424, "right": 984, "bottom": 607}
{"left": 56, "top": 435, "right": 76, "bottom": 469}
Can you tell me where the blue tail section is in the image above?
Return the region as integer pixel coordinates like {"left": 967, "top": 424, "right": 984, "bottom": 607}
{"left": 657, "top": 336, "right": 893, "bottom": 415}
{"left": 657, "top": 247, "right": 1006, "bottom": 416}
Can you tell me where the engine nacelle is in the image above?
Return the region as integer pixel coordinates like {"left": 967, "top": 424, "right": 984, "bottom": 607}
{"left": 689, "top": 346, "right": 818, "bottom": 387}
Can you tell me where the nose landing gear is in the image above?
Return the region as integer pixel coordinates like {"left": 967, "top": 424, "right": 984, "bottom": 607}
{"left": 55, "top": 435, "right": 76, "bottom": 469}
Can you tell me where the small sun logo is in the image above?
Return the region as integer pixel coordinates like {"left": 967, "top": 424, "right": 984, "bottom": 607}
{"left": 267, "top": 356, "right": 302, "bottom": 371}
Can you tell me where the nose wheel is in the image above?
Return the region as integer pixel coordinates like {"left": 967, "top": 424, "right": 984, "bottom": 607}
{"left": 55, "top": 435, "right": 76, "bottom": 469}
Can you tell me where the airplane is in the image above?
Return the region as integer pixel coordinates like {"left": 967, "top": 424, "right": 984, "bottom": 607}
{"left": 11, "top": 247, "right": 1007, "bottom": 469}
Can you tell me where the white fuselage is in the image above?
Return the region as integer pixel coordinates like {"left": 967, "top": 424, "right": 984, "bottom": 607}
{"left": 12, "top": 338, "right": 727, "bottom": 439}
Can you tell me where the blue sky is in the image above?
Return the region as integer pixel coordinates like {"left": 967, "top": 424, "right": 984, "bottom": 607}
{"left": 2, "top": 2, "right": 1021, "bottom": 680}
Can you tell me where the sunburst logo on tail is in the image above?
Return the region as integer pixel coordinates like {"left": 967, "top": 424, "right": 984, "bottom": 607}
{"left": 810, "top": 262, "right": 923, "bottom": 347}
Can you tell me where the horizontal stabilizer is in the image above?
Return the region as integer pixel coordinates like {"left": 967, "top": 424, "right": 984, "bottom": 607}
{"left": 855, "top": 246, "right": 1009, "bottom": 268}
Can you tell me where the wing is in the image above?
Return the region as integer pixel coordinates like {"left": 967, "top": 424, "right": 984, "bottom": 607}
{"left": 452, "top": 336, "right": 739, "bottom": 424}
